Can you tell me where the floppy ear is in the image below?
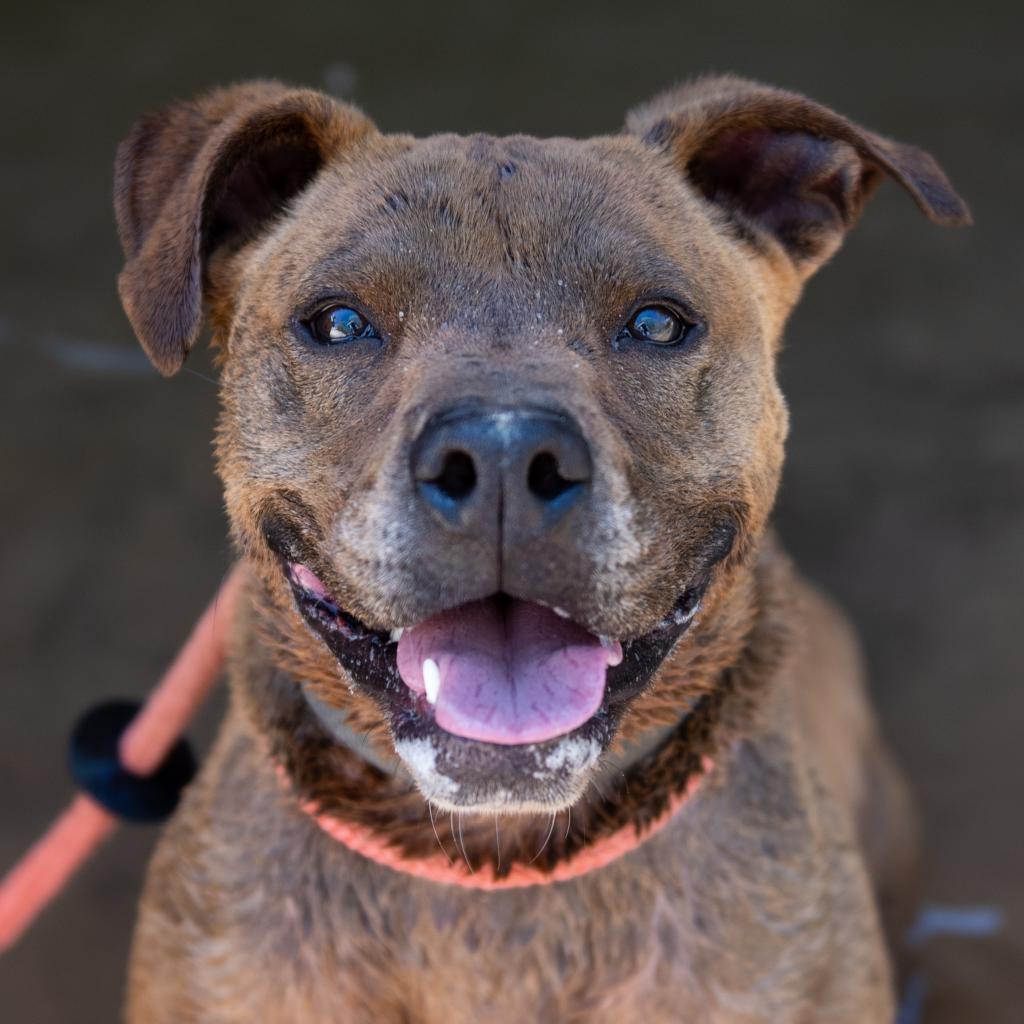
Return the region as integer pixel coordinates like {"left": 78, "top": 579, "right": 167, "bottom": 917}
{"left": 626, "top": 76, "right": 970, "bottom": 273}
{"left": 114, "top": 81, "right": 376, "bottom": 375}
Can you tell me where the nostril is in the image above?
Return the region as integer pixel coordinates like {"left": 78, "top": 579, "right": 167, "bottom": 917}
{"left": 432, "top": 450, "right": 477, "bottom": 501}
{"left": 527, "top": 451, "right": 579, "bottom": 503}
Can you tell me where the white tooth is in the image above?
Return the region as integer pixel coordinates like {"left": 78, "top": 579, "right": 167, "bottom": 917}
{"left": 390, "top": 627, "right": 404, "bottom": 642}
{"left": 553, "top": 607, "right": 570, "bottom": 619}
{"left": 422, "top": 658, "right": 441, "bottom": 705}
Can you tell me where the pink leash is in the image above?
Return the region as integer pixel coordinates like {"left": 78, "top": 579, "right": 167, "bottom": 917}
{"left": 0, "top": 564, "right": 243, "bottom": 953}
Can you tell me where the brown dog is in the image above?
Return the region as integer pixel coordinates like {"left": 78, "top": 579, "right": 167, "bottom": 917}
{"left": 114, "top": 76, "right": 968, "bottom": 1022}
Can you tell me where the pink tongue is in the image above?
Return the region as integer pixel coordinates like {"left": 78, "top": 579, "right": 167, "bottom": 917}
{"left": 396, "top": 599, "right": 622, "bottom": 745}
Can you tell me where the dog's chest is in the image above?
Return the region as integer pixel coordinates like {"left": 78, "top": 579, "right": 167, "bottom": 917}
{"left": 137, "top": 717, "right": 889, "bottom": 1022}
{"left": 214, "top": 848, "right": 711, "bottom": 1022}
{"left": 200, "top": 797, "right": 846, "bottom": 1023}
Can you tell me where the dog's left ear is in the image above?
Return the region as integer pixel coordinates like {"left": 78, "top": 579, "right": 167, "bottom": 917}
{"left": 626, "top": 76, "right": 970, "bottom": 274}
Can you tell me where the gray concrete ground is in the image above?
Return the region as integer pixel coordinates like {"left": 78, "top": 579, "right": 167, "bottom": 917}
{"left": 1, "top": 1, "right": 1021, "bottom": 1019}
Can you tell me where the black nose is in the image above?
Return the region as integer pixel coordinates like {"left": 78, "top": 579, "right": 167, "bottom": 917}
{"left": 411, "top": 405, "right": 592, "bottom": 534}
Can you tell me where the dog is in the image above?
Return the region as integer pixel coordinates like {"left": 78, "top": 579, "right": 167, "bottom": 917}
{"left": 114, "top": 76, "right": 968, "bottom": 1022}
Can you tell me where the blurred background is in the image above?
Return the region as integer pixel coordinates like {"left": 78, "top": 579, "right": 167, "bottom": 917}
{"left": 1, "top": 0, "right": 1020, "bottom": 1020}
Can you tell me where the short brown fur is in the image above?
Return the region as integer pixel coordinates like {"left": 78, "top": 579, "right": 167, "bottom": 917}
{"left": 115, "top": 76, "right": 967, "bottom": 1021}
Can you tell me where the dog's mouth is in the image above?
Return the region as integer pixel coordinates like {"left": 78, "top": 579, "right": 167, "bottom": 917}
{"left": 267, "top": 511, "right": 715, "bottom": 811}
{"left": 284, "top": 558, "right": 705, "bottom": 746}
{"left": 396, "top": 596, "right": 624, "bottom": 745}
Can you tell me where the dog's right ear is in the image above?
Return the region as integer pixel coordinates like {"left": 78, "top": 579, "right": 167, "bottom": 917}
{"left": 115, "top": 82, "right": 376, "bottom": 376}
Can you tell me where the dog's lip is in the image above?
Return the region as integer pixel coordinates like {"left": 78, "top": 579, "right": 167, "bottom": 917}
{"left": 283, "top": 558, "right": 702, "bottom": 646}
{"left": 285, "top": 562, "right": 385, "bottom": 643}
{"left": 281, "top": 555, "right": 707, "bottom": 716}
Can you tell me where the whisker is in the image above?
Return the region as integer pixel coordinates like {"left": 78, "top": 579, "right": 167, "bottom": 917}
{"left": 456, "top": 811, "right": 473, "bottom": 873}
{"left": 494, "top": 813, "right": 502, "bottom": 871}
{"left": 604, "top": 752, "right": 628, "bottom": 779}
{"left": 529, "top": 812, "right": 557, "bottom": 864}
{"left": 603, "top": 753, "right": 631, "bottom": 797}
{"left": 428, "top": 801, "right": 452, "bottom": 863}
{"left": 564, "top": 805, "right": 572, "bottom": 842}
{"left": 183, "top": 366, "right": 220, "bottom": 387}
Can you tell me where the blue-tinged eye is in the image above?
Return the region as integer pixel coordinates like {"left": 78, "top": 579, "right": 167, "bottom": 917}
{"left": 624, "top": 305, "right": 686, "bottom": 345}
{"left": 307, "top": 304, "right": 379, "bottom": 345}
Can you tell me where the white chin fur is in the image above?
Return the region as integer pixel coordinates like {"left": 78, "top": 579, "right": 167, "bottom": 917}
{"left": 393, "top": 733, "right": 602, "bottom": 815}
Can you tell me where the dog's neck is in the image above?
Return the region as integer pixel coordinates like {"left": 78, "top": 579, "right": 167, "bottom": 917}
{"left": 300, "top": 683, "right": 687, "bottom": 788}
{"left": 234, "top": 538, "right": 792, "bottom": 875}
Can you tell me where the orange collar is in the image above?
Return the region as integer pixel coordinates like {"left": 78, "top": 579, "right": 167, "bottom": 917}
{"left": 285, "top": 755, "right": 713, "bottom": 889}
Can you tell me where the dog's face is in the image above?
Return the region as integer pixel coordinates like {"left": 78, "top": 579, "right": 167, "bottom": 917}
{"left": 116, "top": 78, "right": 966, "bottom": 813}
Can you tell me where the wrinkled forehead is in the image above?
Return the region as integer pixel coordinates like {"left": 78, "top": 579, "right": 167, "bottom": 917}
{"left": 272, "top": 132, "right": 730, "bottom": 324}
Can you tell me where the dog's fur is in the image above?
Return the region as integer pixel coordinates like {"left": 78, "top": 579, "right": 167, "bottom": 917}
{"left": 114, "top": 77, "right": 968, "bottom": 1022}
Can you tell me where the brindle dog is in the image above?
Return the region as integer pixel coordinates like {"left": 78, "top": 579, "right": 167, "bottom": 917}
{"left": 115, "top": 77, "right": 968, "bottom": 1022}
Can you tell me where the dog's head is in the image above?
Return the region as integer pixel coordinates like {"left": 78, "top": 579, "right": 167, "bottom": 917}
{"left": 115, "top": 77, "right": 966, "bottom": 813}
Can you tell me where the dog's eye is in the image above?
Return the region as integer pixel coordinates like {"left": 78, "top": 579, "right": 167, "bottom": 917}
{"left": 623, "top": 305, "right": 687, "bottom": 346}
{"left": 307, "top": 304, "right": 379, "bottom": 345}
